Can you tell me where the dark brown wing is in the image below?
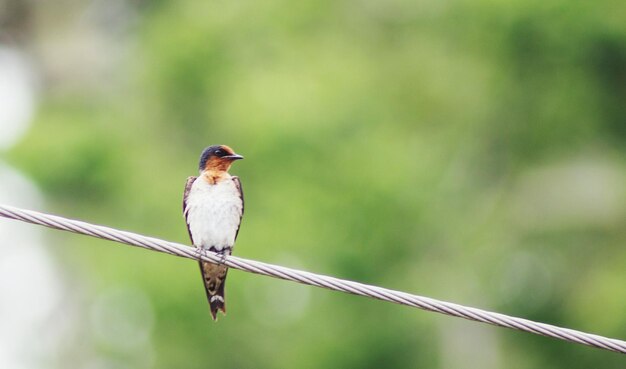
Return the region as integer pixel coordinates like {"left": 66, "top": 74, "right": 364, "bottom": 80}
{"left": 232, "top": 176, "right": 244, "bottom": 240}
{"left": 182, "top": 176, "right": 197, "bottom": 243}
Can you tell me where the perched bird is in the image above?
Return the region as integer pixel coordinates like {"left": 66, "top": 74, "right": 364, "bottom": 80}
{"left": 183, "top": 145, "right": 244, "bottom": 320}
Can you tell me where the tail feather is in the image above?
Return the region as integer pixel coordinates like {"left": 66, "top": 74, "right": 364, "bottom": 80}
{"left": 199, "top": 259, "right": 228, "bottom": 321}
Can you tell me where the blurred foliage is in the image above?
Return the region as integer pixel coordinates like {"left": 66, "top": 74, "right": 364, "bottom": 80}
{"left": 4, "top": 0, "right": 626, "bottom": 368}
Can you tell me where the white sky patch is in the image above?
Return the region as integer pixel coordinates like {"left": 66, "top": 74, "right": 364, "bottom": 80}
{"left": 0, "top": 47, "right": 36, "bottom": 150}
{"left": 0, "top": 46, "right": 67, "bottom": 369}
{"left": 0, "top": 164, "right": 70, "bottom": 369}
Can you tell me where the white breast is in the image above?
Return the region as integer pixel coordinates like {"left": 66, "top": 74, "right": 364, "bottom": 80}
{"left": 185, "top": 176, "right": 243, "bottom": 251}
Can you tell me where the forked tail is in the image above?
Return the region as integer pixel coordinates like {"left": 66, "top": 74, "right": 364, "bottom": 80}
{"left": 199, "top": 260, "right": 228, "bottom": 320}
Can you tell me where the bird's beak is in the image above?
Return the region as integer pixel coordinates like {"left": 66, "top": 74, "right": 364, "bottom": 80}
{"left": 224, "top": 154, "right": 244, "bottom": 160}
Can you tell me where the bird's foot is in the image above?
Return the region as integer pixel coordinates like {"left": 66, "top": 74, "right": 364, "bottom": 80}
{"left": 196, "top": 246, "right": 208, "bottom": 261}
{"left": 218, "top": 251, "right": 227, "bottom": 266}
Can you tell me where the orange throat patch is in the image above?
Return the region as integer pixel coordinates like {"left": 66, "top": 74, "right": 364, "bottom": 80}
{"left": 203, "top": 170, "right": 230, "bottom": 185}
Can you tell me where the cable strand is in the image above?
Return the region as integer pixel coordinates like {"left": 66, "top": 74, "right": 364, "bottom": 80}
{"left": 0, "top": 204, "right": 624, "bottom": 354}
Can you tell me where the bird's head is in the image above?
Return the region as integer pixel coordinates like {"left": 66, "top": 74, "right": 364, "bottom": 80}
{"left": 198, "top": 145, "right": 244, "bottom": 173}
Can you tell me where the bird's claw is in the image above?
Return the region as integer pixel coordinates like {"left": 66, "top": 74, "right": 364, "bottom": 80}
{"left": 195, "top": 246, "right": 226, "bottom": 266}
{"left": 196, "top": 246, "right": 207, "bottom": 260}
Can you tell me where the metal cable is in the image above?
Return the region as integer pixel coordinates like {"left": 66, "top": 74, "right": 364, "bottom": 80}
{"left": 0, "top": 203, "right": 624, "bottom": 354}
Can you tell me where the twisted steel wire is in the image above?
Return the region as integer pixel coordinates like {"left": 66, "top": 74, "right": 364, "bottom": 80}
{"left": 0, "top": 204, "right": 625, "bottom": 354}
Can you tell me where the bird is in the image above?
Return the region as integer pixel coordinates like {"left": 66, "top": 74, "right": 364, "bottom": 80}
{"left": 183, "top": 145, "right": 244, "bottom": 320}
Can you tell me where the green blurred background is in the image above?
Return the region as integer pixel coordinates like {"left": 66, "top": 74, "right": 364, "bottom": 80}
{"left": 0, "top": 0, "right": 625, "bottom": 368}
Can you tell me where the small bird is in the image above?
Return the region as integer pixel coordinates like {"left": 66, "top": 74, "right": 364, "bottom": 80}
{"left": 183, "top": 145, "right": 244, "bottom": 320}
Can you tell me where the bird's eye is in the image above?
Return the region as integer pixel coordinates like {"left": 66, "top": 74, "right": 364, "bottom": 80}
{"left": 215, "top": 149, "right": 225, "bottom": 157}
